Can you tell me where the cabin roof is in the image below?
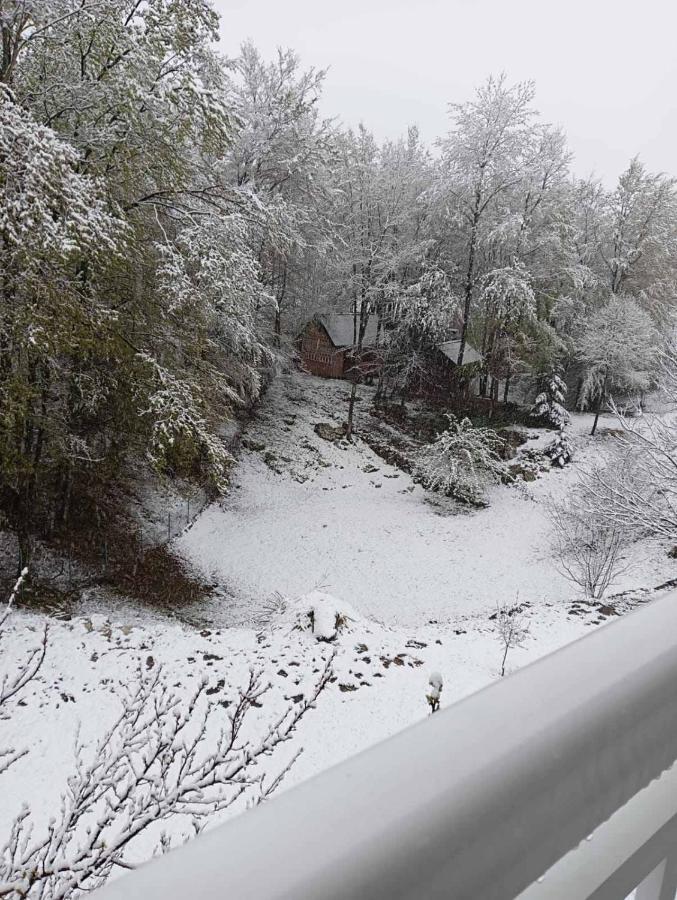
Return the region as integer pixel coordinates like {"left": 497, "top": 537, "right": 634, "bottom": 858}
{"left": 437, "top": 339, "right": 483, "bottom": 366}
{"left": 316, "top": 314, "right": 380, "bottom": 348}
{"left": 306, "top": 314, "right": 482, "bottom": 366}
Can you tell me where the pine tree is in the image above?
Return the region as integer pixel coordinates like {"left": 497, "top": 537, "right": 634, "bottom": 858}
{"left": 531, "top": 373, "right": 570, "bottom": 428}
{"left": 544, "top": 427, "right": 574, "bottom": 468}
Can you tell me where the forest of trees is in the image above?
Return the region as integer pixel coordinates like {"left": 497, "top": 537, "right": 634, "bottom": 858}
{"left": 1, "top": 0, "right": 676, "bottom": 564}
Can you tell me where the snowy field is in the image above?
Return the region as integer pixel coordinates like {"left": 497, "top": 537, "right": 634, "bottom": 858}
{"left": 2, "top": 373, "right": 675, "bottom": 858}
{"left": 178, "top": 374, "right": 673, "bottom": 625}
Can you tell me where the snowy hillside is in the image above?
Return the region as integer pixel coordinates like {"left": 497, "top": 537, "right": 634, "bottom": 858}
{"left": 178, "top": 374, "right": 674, "bottom": 624}
{"left": 3, "top": 373, "right": 675, "bottom": 872}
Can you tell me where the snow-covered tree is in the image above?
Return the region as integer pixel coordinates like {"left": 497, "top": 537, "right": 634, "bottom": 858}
{"left": 0, "top": 3, "right": 297, "bottom": 554}
{"left": 572, "top": 349, "right": 677, "bottom": 544}
{"left": 554, "top": 161, "right": 677, "bottom": 370}
{"left": 531, "top": 373, "right": 570, "bottom": 427}
{"left": 437, "top": 75, "right": 541, "bottom": 366}
{"left": 493, "top": 600, "right": 530, "bottom": 677}
{"left": 477, "top": 262, "right": 536, "bottom": 399}
{"left": 326, "top": 125, "right": 432, "bottom": 435}
{"left": 544, "top": 427, "right": 574, "bottom": 468}
{"left": 577, "top": 295, "right": 659, "bottom": 435}
{"left": 602, "top": 158, "right": 677, "bottom": 305}
{"left": 224, "top": 42, "right": 335, "bottom": 344}
{"left": 415, "top": 416, "right": 506, "bottom": 505}
{"left": 0, "top": 86, "right": 125, "bottom": 561}
{"left": 379, "top": 264, "right": 459, "bottom": 401}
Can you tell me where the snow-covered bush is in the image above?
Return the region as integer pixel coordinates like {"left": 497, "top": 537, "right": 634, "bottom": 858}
{"left": 531, "top": 373, "right": 570, "bottom": 428}
{"left": 265, "top": 591, "right": 359, "bottom": 642}
{"left": 426, "top": 671, "right": 443, "bottom": 713}
{"left": 415, "top": 416, "right": 506, "bottom": 505}
{"left": 298, "top": 592, "right": 358, "bottom": 641}
{"left": 549, "top": 491, "right": 629, "bottom": 598}
{"left": 544, "top": 427, "right": 575, "bottom": 468}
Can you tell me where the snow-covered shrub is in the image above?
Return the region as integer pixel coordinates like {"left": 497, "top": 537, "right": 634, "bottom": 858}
{"left": 426, "top": 671, "right": 443, "bottom": 713}
{"left": 544, "top": 427, "right": 575, "bottom": 468}
{"left": 531, "top": 373, "right": 570, "bottom": 428}
{"left": 269, "top": 591, "right": 359, "bottom": 642}
{"left": 415, "top": 416, "right": 506, "bottom": 505}
{"left": 549, "top": 491, "right": 629, "bottom": 598}
{"left": 303, "top": 592, "right": 360, "bottom": 641}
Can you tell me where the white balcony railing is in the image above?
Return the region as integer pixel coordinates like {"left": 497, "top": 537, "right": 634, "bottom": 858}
{"left": 95, "top": 591, "right": 677, "bottom": 900}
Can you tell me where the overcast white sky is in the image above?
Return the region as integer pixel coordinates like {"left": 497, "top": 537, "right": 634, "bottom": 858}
{"left": 212, "top": 0, "right": 677, "bottom": 183}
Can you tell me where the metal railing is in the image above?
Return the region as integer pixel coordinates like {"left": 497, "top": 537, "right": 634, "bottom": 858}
{"left": 96, "top": 591, "right": 677, "bottom": 900}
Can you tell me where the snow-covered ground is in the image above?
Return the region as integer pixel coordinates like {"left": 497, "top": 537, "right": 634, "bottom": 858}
{"left": 2, "top": 373, "right": 675, "bottom": 861}
{"left": 178, "top": 374, "right": 673, "bottom": 625}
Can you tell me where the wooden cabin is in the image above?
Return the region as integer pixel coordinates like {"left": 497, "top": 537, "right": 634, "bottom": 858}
{"left": 298, "top": 314, "right": 382, "bottom": 379}
{"left": 424, "top": 335, "right": 484, "bottom": 399}
{"left": 392, "top": 330, "right": 484, "bottom": 398}
{"left": 298, "top": 315, "right": 483, "bottom": 393}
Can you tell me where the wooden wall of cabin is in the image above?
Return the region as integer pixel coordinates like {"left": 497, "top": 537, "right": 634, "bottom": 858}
{"left": 298, "top": 322, "right": 346, "bottom": 378}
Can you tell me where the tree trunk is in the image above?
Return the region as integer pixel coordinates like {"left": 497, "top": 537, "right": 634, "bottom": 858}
{"left": 503, "top": 374, "right": 511, "bottom": 404}
{"left": 273, "top": 306, "right": 281, "bottom": 349}
{"left": 272, "top": 258, "right": 287, "bottom": 350}
{"left": 573, "top": 378, "right": 582, "bottom": 409}
{"left": 478, "top": 318, "right": 490, "bottom": 397}
{"left": 458, "top": 193, "right": 482, "bottom": 367}
{"left": 17, "top": 525, "right": 32, "bottom": 572}
{"left": 346, "top": 382, "right": 358, "bottom": 440}
{"left": 500, "top": 644, "right": 509, "bottom": 677}
{"left": 591, "top": 391, "right": 604, "bottom": 436}
{"left": 374, "top": 367, "right": 386, "bottom": 405}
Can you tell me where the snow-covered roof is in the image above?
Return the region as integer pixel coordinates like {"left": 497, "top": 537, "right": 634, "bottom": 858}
{"left": 317, "top": 314, "right": 380, "bottom": 348}
{"left": 437, "top": 339, "right": 484, "bottom": 367}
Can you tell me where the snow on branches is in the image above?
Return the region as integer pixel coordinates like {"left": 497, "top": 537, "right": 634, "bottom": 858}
{"left": 0, "top": 652, "right": 333, "bottom": 898}
{"left": 568, "top": 350, "right": 677, "bottom": 545}
{"left": 531, "top": 373, "right": 570, "bottom": 428}
{"left": 549, "top": 489, "right": 629, "bottom": 599}
{"left": 479, "top": 263, "right": 536, "bottom": 328}
{"left": 137, "top": 355, "right": 234, "bottom": 492}
{"left": 577, "top": 295, "right": 659, "bottom": 434}
{"left": 493, "top": 601, "right": 530, "bottom": 677}
{"left": 544, "top": 427, "right": 574, "bottom": 468}
{"left": 0, "top": 88, "right": 122, "bottom": 262}
{"left": 415, "top": 416, "right": 506, "bottom": 506}
{"left": 0, "top": 569, "right": 47, "bottom": 778}
{"left": 154, "top": 211, "right": 273, "bottom": 407}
